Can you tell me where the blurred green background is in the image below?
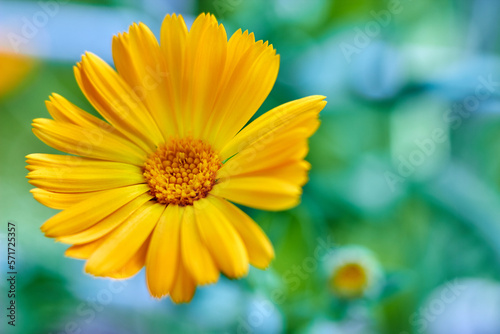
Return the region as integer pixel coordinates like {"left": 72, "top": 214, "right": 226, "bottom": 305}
{"left": 2, "top": 0, "right": 500, "bottom": 333}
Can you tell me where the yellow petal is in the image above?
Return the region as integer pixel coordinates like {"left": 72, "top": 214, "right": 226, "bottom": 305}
{"left": 27, "top": 155, "right": 144, "bottom": 193}
{"left": 26, "top": 153, "right": 101, "bottom": 168}
{"left": 220, "top": 95, "right": 326, "bottom": 160}
{"left": 46, "top": 93, "right": 117, "bottom": 135}
{"left": 206, "top": 32, "right": 280, "bottom": 149}
{"left": 211, "top": 96, "right": 325, "bottom": 211}
{"left": 75, "top": 52, "right": 164, "bottom": 152}
{"left": 182, "top": 13, "right": 227, "bottom": 139}
{"left": 146, "top": 204, "right": 182, "bottom": 298}
{"left": 65, "top": 238, "right": 106, "bottom": 259}
{"left": 194, "top": 196, "right": 249, "bottom": 278}
{"left": 221, "top": 29, "right": 256, "bottom": 85}
{"left": 112, "top": 23, "right": 175, "bottom": 139}
{"left": 30, "top": 188, "right": 97, "bottom": 210}
{"left": 211, "top": 178, "right": 301, "bottom": 211}
{"left": 85, "top": 202, "right": 164, "bottom": 277}
{"left": 181, "top": 205, "right": 219, "bottom": 285}
{"left": 26, "top": 153, "right": 143, "bottom": 171}
{"left": 217, "top": 132, "right": 309, "bottom": 181}
{"left": 160, "top": 14, "right": 188, "bottom": 135}
{"left": 32, "top": 118, "right": 147, "bottom": 166}
{"left": 210, "top": 196, "right": 274, "bottom": 269}
{"left": 106, "top": 235, "right": 151, "bottom": 279}
{"left": 67, "top": 231, "right": 150, "bottom": 279}
{"left": 41, "top": 184, "right": 150, "bottom": 237}
{"left": 215, "top": 128, "right": 312, "bottom": 193}
{"left": 170, "top": 256, "right": 196, "bottom": 304}
{"left": 229, "top": 160, "right": 311, "bottom": 186}
{"left": 56, "top": 193, "right": 152, "bottom": 244}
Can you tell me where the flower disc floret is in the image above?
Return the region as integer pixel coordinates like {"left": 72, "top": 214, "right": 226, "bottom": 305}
{"left": 143, "top": 138, "right": 221, "bottom": 205}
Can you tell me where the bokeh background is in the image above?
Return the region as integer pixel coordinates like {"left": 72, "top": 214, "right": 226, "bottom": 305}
{"left": 2, "top": 0, "right": 500, "bottom": 333}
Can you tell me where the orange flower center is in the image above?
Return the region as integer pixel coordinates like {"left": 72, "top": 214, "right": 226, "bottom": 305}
{"left": 143, "top": 138, "right": 221, "bottom": 206}
{"left": 330, "top": 263, "right": 368, "bottom": 298}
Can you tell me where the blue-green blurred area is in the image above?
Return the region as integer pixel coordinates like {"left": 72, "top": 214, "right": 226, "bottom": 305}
{"left": 1, "top": 0, "right": 500, "bottom": 333}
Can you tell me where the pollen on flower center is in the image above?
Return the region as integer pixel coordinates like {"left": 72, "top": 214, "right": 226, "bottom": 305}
{"left": 143, "top": 138, "right": 221, "bottom": 206}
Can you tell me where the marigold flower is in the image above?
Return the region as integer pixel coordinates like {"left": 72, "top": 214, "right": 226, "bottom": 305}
{"left": 325, "top": 246, "right": 383, "bottom": 299}
{"left": 0, "top": 51, "right": 35, "bottom": 97}
{"left": 27, "top": 13, "right": 326, "bottom": 303}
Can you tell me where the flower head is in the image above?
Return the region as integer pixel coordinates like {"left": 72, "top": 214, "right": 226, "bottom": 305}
{"left": 0, "top": 51, "right": 35, "bottom": 97}
{"left": 325, "top": 246, "right": 383, "bottom": 299}
{"left": 27, "top": 13, "right": 326, "bottom": 303}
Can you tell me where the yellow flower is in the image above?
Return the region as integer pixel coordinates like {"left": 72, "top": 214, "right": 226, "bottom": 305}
{"left": 27, "top": 13, "right": 326, "bottom": 303}
{"left": 326, "top": 246, "right": 383, "bottom": 299}
{"left": 330, "top": 263, "right": 368, "bottom": 298}
{"left": 0, "top": 51, "right": 35, "bottom": 97}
